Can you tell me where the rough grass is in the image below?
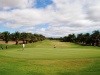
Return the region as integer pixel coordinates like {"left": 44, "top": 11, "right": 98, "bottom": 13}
{"left": 0, "top": 40, "right": 100, "bottom": 75}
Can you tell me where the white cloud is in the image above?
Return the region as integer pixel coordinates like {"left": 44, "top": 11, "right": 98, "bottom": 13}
{"left": 19, "top": 26, "right": 35, "bottom": 33}
{"left": 0, "top": 0, "right": 100, "bottom": 37}
{"left": 86, "top": 0, "right": 100, "bottom": 21}
{"left": 0, "top": 0, "right": 35, "bottom": 8}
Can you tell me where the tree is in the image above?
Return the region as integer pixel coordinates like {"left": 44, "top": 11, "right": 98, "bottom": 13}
{"left": 31, "top": 35, "right": 37, "bottom": 42}
{"left": 2, "top": 31, "right": 10, "bottom": 43}
{"left": 20, "top": 32, "right": 27, "bottom": 44}
{"left": 76, "top": 33, "right": 84, "bottom": 44}
{"left": 82, "top": 33, "right": 90, "bottom": 45}
{"left": 97, "top": 34, "right": 100, "bottom": 46}
{"left": 91, "top": 30, "right": 100, "bottom": 46}
{"left": 67, "top": 34, "right": 76, "bottom": 42}
{"left": 25, "top": 33, "right": 32, "bottom": 44}
{"left": 14, "top": 31, "right": 20, "bottom": 45}
{"left": 83, "top": 33, "right": 91, "bottom": 45}
{"left": 0, "top": 32, "right": 3, "bottom": 40}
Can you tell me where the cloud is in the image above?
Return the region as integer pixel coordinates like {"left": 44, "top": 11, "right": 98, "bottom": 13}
{"left": 0, "top": 0, "right": 35, "bottom": 8}
{"left": 86, "top": 0, "right": 100, "bottom": 21}
{"left": 0, "top": 0, "right": 100, "bottom": 37}
{"left": 19, "top": 26, "right": 35, "bottom": 33}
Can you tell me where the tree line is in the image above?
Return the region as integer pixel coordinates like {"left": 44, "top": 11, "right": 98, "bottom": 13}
{"left": 60, "top": 30, "right": 100, "bottom": 46}
{"left": 0, "top": 30, "right": 100, "bottom": 46}
{"left": 0, "top": 31, "right": 45, "bottom": 45}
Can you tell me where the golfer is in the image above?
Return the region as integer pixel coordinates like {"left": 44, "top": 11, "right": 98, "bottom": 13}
{"left": 22, "top": 43, "right": 25, "bottom": 50}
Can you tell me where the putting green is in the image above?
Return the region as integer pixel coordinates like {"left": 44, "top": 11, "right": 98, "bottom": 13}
{"left": 0, "top": 40, "right": 100, "bottom": 75}
{"left": 0, "top": 48, "right": 100, "bottom": 59}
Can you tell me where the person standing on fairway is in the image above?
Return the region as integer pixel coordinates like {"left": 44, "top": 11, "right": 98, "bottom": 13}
{"left": 22, "top": 43, "right": 25, "bottom": 50}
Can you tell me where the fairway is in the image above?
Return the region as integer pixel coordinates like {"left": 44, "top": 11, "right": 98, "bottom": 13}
{"left": 0, "top": 40, "right": 100, "bottom": 75}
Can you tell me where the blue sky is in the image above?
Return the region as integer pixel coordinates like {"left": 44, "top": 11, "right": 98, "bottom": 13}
{"left": 0, "top": 0, "right": 100, "bottom": 37}
{"left": 35, "top": 0, "right": 53, "bottom": 8}
{"left": 0, "top": 0, "right": 52, "bottom": 33}
{"left": 0, "top": 20, "right": 16, "bottom": 32}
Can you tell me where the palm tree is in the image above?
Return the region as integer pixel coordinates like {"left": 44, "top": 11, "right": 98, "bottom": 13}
{"left": 62, "top": 36, "right": 67, "bottom": 42}
{"left": 9, "top": 33, "right": 15, "bottom": 41}
{"left": 0, "top": 32, "right": 3, "bottom": 40}
{"left": 14, "top": 31, "right": 20, "bottom": 45}
{"left": 25, "top": 33, "right": 32, "bottom": 44}
{"left": 31, "top": 35, "right": 38, "bottom": 42}
{"left": 38, "top": 34, "right": 45, "bottom": 41}
{"left": 20, "top": 32, "right": 27, "bottom": 44}
{"left": 91, "top": 30, "right": 100, "bottom": 46}
{"left": 97, "top": 34, "right": 100, "bottom": 46}
{"left": 76, "top": 33, "right": 84, "bottom": 44}
{"left": 83, "top": 33, "right": 90, "bottom": 45}
{"left": 34, "top": 34, "right": 40, "bottom": 41}
{"left": 67, "top": 34, "right": 76, "bottom": 42}
{"left": 2, "top": 31, "right": 10, "bottom": 43}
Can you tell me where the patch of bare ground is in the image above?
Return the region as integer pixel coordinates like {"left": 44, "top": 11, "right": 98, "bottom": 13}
{"left": 0, "top": 41, "right": 23, "bottom": 44}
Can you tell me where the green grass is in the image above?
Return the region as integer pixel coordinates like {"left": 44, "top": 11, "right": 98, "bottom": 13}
{"left": 0, "top": 40, "right": 100, "bottom": 75}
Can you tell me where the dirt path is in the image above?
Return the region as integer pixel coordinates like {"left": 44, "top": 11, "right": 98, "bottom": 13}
{"left": 0, "top": 41, "right": 22, "bottom": 44}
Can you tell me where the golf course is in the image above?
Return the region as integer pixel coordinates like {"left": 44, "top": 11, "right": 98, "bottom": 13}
{"left": 0, "top": 40, "right": 100, "bottom": 75}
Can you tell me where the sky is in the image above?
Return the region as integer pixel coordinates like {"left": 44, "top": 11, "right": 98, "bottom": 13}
{"left": 0, "top": 0, "right": 100, "bottom": 37}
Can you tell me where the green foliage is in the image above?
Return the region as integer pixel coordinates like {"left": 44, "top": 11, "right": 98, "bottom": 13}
{"left": 2, "top": 31, "right": 10, "bottom": 43}
{"left": 0, "top": 31, "right": 45, "bottom": 45}
{"left": 61, "top": 30, "right": 100, "bottom": 47}
{"left": 14, "top": 31, "right": 21, "bottom": 45}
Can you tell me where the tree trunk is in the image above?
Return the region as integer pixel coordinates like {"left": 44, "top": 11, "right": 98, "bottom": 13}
{"left": 16, "top": 40, "right": 18, "bottom": 45}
